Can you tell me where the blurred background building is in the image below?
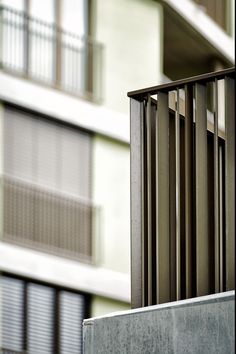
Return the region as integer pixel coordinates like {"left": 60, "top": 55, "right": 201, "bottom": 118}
{"left": 0, "top": 0, "right": 234, "bottom": 353}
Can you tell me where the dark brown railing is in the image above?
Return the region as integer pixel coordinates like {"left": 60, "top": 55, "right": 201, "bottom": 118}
{"left": 128, "top": 68, "right": 235, "bottom": 308}
{"left": 3, "top": 176, "right": 97, "bottom": 263}
{"left": 0, "top": 5, "right": 103, "bottom": 102}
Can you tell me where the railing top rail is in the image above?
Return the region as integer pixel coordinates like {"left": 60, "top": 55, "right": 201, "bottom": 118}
{"left": 4, "top": 174, "right": 95, "bottom": 208}
{"left": 127, "top": 67, "right": 235, "bottom": 101}
{"left": 0, "top": 4, "right": 103, "bottom": 47}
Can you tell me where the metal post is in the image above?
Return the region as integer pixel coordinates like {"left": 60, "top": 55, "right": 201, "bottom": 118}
{"left": 130, "top": 98, "right": 144, "bottom": 309}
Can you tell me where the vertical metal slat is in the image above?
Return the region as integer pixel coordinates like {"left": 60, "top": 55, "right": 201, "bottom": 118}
{"left": 185, "top": 84, "right": 193, "bottom": 298}
{"left": 146, "top": 95, "right": 153, "bottom": 305}
{"left": 195, "top": 83, "right": 209, "bottom": 296}
{"left": 219, "top": 144, "right": 224, "bottom": 292}
{"left": 141, "top": 101, "right": 148, "bottom": 307}
{"left": 214, "top": 79, "right": 220, "bottom": 293}
{"left": 169, "top": 102, "right": 176, "bottom": 301}
{"left": 225, "top": 76, "right": 235, "bottom": 291}
{"left": 130, "top": 98, "right": 144, "bottom": 309}
{"left": 175, "top": 89, "right": 181, "bottom": 300}
{"left": 156, "top": 91, "right": 170, "bottom": 304}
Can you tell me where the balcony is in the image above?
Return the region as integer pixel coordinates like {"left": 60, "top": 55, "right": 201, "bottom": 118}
{"left": 1, "top": 350, "right": 27, "bottom": 354}
{"left": 0, "top": 5, "right": 103, "bottom": 102}
{"left": 83, "top": 291, "right": 235, "bottom": 353}
{"left": 2, "top": 175, "right": 98, "bottom": 263}
{"left": 162, "top": 1, "right": 234, "bottom": 80}
{"left": 128, "top": 68, "right": 235, "bottom": 308}
{"left": 193, "top": 0, "right": 229, "bottom": 32}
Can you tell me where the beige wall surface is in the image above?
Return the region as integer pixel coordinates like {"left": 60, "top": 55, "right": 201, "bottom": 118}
{"left": 91, "top": 0, "right": 163, "bottom": 282}
{"left": 91, "top": 295, "right": 130, "bottom": 318}
{"left": 92, "top": 135, "right": 130, "bottom": 274}
{"left": 93, "top": 0, "right": 163, "bottom": 114}
{"left": 0, "top": 103, "right": 3, "bottom": 241}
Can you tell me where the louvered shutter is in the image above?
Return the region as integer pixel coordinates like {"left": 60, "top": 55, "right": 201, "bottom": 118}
{"left": 4, "top": 106, "right": 92, "bottom": 260}
{"left": 27, "top": 283, "right": 55, "bottom": 354}
{"left": 4, "top": 108, "right": 34, "bottom": 182}
{"left": 4, "top": 106, "right": 92, "bottom": 197}
{"left": 60, "top": 125, "right": 91, "bottom": 198}
{"left": 1, "top": 276, "right": 24, "bottom": 352}
{"left": 60, "top": 291, "right": 85, "bottom": 354}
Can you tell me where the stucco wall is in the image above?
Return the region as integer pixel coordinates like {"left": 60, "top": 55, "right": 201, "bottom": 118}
{"left": 93, "top": 0, "right": 163, "bottom": 113}
{"left": 0, "top": 103, "right": 3, "bottom": 240}
{"left": 92, "top": 135, "right": 130, "bottom": 274}
{"left": 91, "top": 295, "right": 130, "bottom": 318}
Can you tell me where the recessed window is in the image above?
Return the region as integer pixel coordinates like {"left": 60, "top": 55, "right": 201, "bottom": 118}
{"left": 3, "top": 106, "right": 93, "bottom": 262}
{"left": 0, "top": 275, "right": 89, "bottom": 354}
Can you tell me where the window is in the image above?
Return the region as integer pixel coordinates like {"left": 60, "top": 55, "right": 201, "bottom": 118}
{"left": 0, "top": 0, "right": 102, "bottom": 100}
{"left": 3, "top": 106, "right": 94, "bottom": 261}
{"left": 0, "top": 275, "right": 89, "bottom": 354}
{"left": 4, "top": 107, "right": 92, "bottom": 197}
{"left": 1, "top": 277, "right": 24, "bottom": 352}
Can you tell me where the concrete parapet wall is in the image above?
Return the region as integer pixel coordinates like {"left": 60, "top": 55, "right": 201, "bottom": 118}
{"left": 83, "top": 291, "right": 235, "bottom": 354}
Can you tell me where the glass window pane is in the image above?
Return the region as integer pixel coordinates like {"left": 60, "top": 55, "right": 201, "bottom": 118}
{"left": 1, "top": 0, "right": 24, "bottom": 10}
{"left": 29, "top": 0, "right": 55, "bottom": 82}
{"left": 60, "top": 0, "right": 87, "bottom": 93}
{"left": 30, "top": 0, "right": 54, "bottom": 23}
{"left": 61, "top": 0, "right": 86, "bottom": 35}
{"left": 1, "top": 2, "right": 25, "bottom": 72}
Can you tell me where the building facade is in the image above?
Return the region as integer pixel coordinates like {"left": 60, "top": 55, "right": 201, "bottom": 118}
{"left": 0, "top": 0, "right": 234, "bottom": 353}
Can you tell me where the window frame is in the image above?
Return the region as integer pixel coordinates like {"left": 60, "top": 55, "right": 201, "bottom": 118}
{"left": 1, "top": 272, "right": 91, "bottom": 354}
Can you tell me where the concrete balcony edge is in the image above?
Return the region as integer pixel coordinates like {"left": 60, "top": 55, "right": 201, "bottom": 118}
{"left": 83, "top": 291, "right": 235, "bottom": 354}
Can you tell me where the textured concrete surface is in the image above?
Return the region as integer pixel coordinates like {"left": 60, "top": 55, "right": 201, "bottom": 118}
{"left": 83, "top": 291, "right": 235, "bottom": 354}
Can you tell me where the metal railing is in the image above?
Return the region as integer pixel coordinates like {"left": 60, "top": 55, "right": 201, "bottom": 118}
{"left": 0, "top": 5, "right": 103, "bottom": 102}
{"left": 1, "top": 350, "right": 27, "bottom": 354}
{"left": 2, "top": 175, "right": 97, "bottom": 263}
{"left": 128, "top": 68, "right": 235, "bottom": 308}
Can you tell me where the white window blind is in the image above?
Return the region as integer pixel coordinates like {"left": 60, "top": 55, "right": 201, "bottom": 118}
{"left": 4, "top": 107, "right": 91, "bottom": 199}
{"left": 1, "top": 276, "right": 89, "bottom": 353}
{"left": 1, "top": 276, "right": 24, "bottom": 352}
{"left": 60, "top": 291, "right": 85, "bottom": 354}
{"left": 28, "top": 283, "right": 55, "bottom": 354}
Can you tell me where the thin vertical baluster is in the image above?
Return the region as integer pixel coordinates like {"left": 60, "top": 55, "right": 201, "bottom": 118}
{"left": 185, "top": 84, "right": 193, "bottom": 298}
{"left": 214, "top": 79, "right": 220, "bottom": 293}
{"left": 175, "top": 88, "right": 181, "bottom": 300}
{"left": 195, "top": 83, "right": 209, "bottom": 296}
{"left": 219, "top": 145, "right": 224, "bottom": 292}
{"left": 146, "top": 94, "right": 153, "bottom": 305}
{"left": 130, "top": 98, "right": 144, "bottom": 309}
{"left": 156, "top": 91, "right": 170, "bottom": 304}
{"left": 225, "top": 76, "right": 235, "bottom": 291}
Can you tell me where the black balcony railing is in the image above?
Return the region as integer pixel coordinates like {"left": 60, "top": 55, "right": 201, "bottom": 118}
{"left": 2, "top": 175, "right": 97, "bottom": 263}
{"left": 0, "top": 5, "right": 103, "bottom": 102}
{"left": 128, "top": 68, "right": 235, "bottom": 308}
